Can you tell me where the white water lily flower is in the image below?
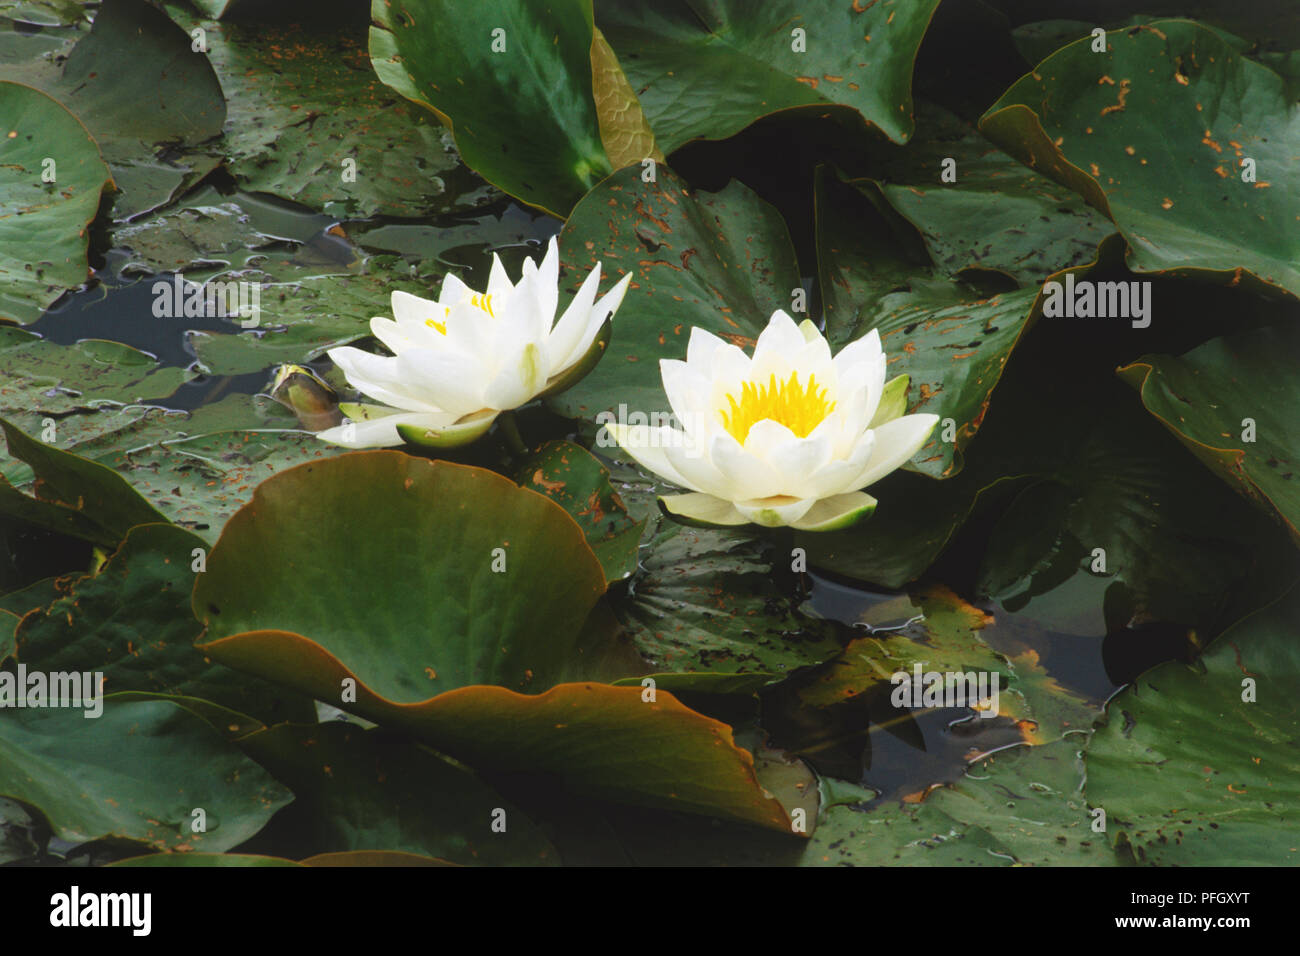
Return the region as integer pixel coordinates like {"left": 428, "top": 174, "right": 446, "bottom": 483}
{"left": 318, "top": 236, "right": 632, "bottom": 448}
{"left": 603, "top": 311, "right": 939, "bottom": 531}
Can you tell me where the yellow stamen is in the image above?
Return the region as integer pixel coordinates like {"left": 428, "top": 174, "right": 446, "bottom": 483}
{"left": 719, "top": 371, "right": 835, "bottom": 443}
{"left": 425, "top": 294, "right": 495, "bottom": 335}
{"left": 425, "top": 305, "right": 451, "bottom": 334}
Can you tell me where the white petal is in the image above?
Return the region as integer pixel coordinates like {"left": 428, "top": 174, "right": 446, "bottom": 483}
{"left": 660, "top": 359, "right": 712, "bottom": 434}
{"left": 548, "top": 263, "right": 602, "bottom": 362}
{"left": 316, "top": 409, "right": 453, "bottom": 448}
{"left": 744, "top": 419, "right": 833, "bottom": 491}
{"left": 709, "top": 430, "right": 782, "bottom": 500}
{"left": 482, "top": 341, "right": 545, "bottom": 409}
{"left": 486, "top": 252, "right": 514, "bottom": 301}
{"left": 328, "top": 346, "right": 443, "bottom": 412}
{"left": 393, "top": 348, "right": 488, "bottom": 417}
{"left": 558, "top": 270, "right": 631, "bottom": 371}
{"left": 686, "top": 326, "right": 727, "bottom": 371}
{"left": 735, "top": 496, "right": 817, "bottom": 528}
{"left": 660, "top": 493, "right": 748, "bottom": 527}
{"left": 604, "top": 423, "right": 697, "bottom": 491}
{"left": 801, "top": 428, "right": 876, "bottom": 497}
{"left": 662, "top": 437, "right": 732, "bottom": 498}
{"left": 556, "top": 271, "right": 630, "bottom": 372}
{"left": 847, "top": 414, "right": 940, "bottom": 490}
{"left": 789, "top": 492, "right": 877, "bottom": 531}
{"left": 437, "top": 272, "right": 475, "bottom": 307}
{"left": 533, "top": 236, "right": 559, "bottom": 324}
{"left": 707, "top": 341, "right": 753, "bottom": 410}
{"left": 833, "top": 328, "right": 883, "bottom": 379}
{"left": 753, "top": 310, "right": 804, "bottom": 360}
{"left": 390, "top": 289, "right": 439, "bottom": 327}
{"left": 369, "top": 316, "right": 422, "bottom": 354}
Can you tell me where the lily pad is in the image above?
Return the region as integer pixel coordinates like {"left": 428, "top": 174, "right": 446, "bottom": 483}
{"left": 516, "top": 440, "right": 645, "bottom": 585}
{"left": 0, "top": 417, "right": 168, "bottom": 548}
{"left": 0, "top": 696, "right": 291, "bottom": 851}
{"left": 611, "top": 523, "right": 841, "bottom": 685}
{"left": 1086, "top": 586, "right": 1300, "bottom": 864}
{"left": 194, "top": 452, "right": 608, "bottom": 697}
{"left": 797, "top": 585, "right": 1011, "bottom": 709}
{"left": 370, "top": 0, "right": 612, "bottom": 217}
{"left": 14, "top": 523, "right": 310, "bottom": 726}
{"left": 870, "top": 103, "right": 1115, "bottom": 287}
{"left": 815, "top": 167, "right": 1043, "bottom": 478}
{"left": 165, "top": 7, "right": 494, "bottom": 218}
{"left": 597, "top": 0, "right": 943, "bottom": 153}
{"left": 552, "top": 164, "right": 801, "bottom": 420}
{"left": 3, "top": 393, "right": 350, "bottom": 544}
{"left": 591, "top": 25, "right": 663, "bottom": 167}
{"left": 802, "top": 739, "right": 1114, "bottom": 865}
{"left": 0, "top": 327, "right": 194, "bottom": 427}
{"left": 192, "top": 453, "right": 794, "bottom": 829}
{"left": 0, "top": 81, "right": 111, "bottom": 324}
{"left": 981, "top": 19, "right": 1300, "bottom": 297}
{"left": 45, "top": 0, "right": 227, "bottom": 220}
{"left": 190, "top": 254, "right": 452, "bottom": 376}
{"left": 237, "top": 721, "right": 558, "bottom": 865}
{"left": 970, "top": 379, "right": 1294, "bottom": 636}
{"left": 110, "top": 852, "right": 303, "bottom": 866}
{"left": 1119, "top": 324, "right": 1300, "bottom": 544}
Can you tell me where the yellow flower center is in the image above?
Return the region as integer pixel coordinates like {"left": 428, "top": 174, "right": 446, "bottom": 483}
{"left": 719, "top": 371, "right": 835, "bottom": 443}
{"left": 424, "top": 293, "right": 495, "bottom": 334}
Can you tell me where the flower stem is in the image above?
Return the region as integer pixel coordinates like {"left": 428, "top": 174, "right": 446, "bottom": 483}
{"left": 498, "top": 410, "right": 529, "bottom": 458}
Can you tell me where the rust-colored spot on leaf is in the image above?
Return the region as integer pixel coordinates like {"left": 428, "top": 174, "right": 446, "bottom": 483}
{"left": 531, "top": 469, "right": 564, "bottom": 493}
{"left": 1100, "top": 78, "right": 1131, "bottom": 116}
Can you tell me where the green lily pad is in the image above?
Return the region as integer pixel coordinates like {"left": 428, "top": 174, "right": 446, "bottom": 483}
{"left": 300, "top": 850, "right": 453, "bottom": 866}
{"left": 0, "top": 417, "right": 168, "bottom": 548}
{"left": 0, "top": 696, "right": 291, "bottom": 851}
{"left": 551, "top": 164, "right": 801, "bottom": 420}
{"left": 598, "top": 0, "right": 943, "bottom": 153}
{"left": 0, "top": 327, "right": 194, "bottom": 427}
{"left": 192, "top": 453, "right": 793, "bottom": 829}
{"left": 14, "top": 523, "right": 310, "bottom": 726}
{"left": 1119, "top": 324, "right": 1300, "bottom": 544}
{"left": 370, "top": 0, "right": 612, "bottom": 217}
{"left": 0, "top": 1, "right": 87, "bottom": 28}
{"left": 195, "top": 452, "right": 608, "bottom": 698}
{"left": 1086, "top": 585, "right": 1300, "bottom": 865}
{"left": 110, "top": 852, "right": 303, "bottom": 866}
{"left": 796, "top": 585, "right": 1011, "bottom": 709}
{"left": 0, "top": 81, "right": 111, "bottom": 325}
{"left": 610, "top": 523, "right": 840, "bottom": 685}
{"left": 516, "top": 440, "right": 646, "bottom": 585}
{"left": 870, "top": 103, "right": 1115, "bottom": 287}
{"left": 4, "top": 393, "right": 350, "bottom": 544}
{"left": 802, "top": 739, "right": 1115, "bottom": 865}
{"left": 190, "top": 254, "right": 451, "bottom": 376}
{"left": 0, "top": 609, "right": 17, "bottom": 661}
{"left": 971, "top": 380, "right": 1294, "bottom": 636}
{"left": 165, "top": 7, "right": 494, "bottom": 218}
{"left": 981, "top": 19, "right": 1300, "bottom": 297}
{"left": 815, "top": 167, "right": 1043, "bottom": 478}
{"left": 237, "top": 721, "right": 558, "bottom": 865}
{"left": 44, "top": 0, "right": 227, "bottom": 220}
